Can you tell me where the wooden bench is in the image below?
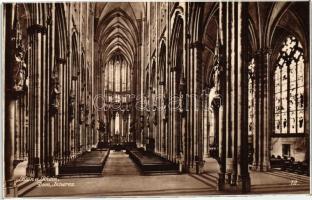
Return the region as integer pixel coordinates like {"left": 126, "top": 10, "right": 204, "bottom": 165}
{"left": 129, "top": 149, "right": 178, "bottom": 173}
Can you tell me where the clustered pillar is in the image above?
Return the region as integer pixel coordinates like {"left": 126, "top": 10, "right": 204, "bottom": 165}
{"left": 252, "top": 49, "right": 271, "bottom": 171}
{"left": 216, "top": 2, "right": 250, "bottom": 193}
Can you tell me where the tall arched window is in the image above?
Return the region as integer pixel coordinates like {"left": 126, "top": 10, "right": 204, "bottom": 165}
{"left": 105, "top": 54, "right": 129, "bottom": 93}
{"left": 274, "top": 36, "right": 304, "bottom": 134}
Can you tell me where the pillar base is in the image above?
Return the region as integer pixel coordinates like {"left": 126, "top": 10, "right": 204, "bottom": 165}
{"left": 226, "top": 172, "right": 232, "bottom": 184}
{"left": 251, "top": 163, "right": 259, "bottom": 171}
{"left": 232, "top": 173, "right": 238, "bottom": 186}
{"left": 182, "top": 165, "right": 190, "bottom": 173}
{"left": 217, "top": 172, "right": 225, "bottom": 191}
{"left": 237, "top": 174, "right": 251, "bottom": 193}
{"left": 26, "top": 165, "right": 34, "bottom": 177}
{"left": 46, "top": 160, "right": 56, "bottom": 177}
{"left": 189, "top": 166, "right": 197, "bottom": 174}
{"left": 260, "top": 164, "right": 270, "bottom": 172}
{"left": 34, "top": 164, "right": 42, "bottom": 178}
{"left": 218, "top": 173, "right": 251, "bottom": 193}
{"left": 41, "top": 163, "right": 48, "bottom": 176}
{"left": 160, "top": 152, "right": 167, "bottom": 158}
{"left": 5, "top": 179, "right": 17, "bottom": 197}
{"left": 48, "top": 165, "right": 56, "bottom": 177}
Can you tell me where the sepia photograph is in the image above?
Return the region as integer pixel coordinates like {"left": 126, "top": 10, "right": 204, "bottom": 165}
{"left": 1, "top": 1, "right": 311, "bottom": 197}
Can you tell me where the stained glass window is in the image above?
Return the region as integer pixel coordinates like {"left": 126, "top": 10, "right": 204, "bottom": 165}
{"left": 274, "top": 36, "right": 304, "bottom": 134}
{"left": 108, "top": 61, "right": 114, "bottom": 91}
{"left": 115, "top": 60, "right": 120, "bottom": 92}
{"left": 105, "top": 54, "right": 130, "bottom": 94}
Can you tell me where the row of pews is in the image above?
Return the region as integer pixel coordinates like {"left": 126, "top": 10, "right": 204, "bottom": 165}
{"left": 128, "top": 148, "right": 179, "bottom": 173}
{"left": 270, "top": 155, "right": 309, "bottom": 176}
{"left": 59, "top": 148, "right": 110, "bottom": 176}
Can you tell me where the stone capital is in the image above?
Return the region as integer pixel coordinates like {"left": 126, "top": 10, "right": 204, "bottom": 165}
{"left": 262, "top": 47, "right": 272, "bottom": 55}
{"left": 253, "top": 48, "right": 272, "bottom": 57}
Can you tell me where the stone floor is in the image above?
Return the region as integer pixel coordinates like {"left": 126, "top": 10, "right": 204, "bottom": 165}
{"left": 102, "top": 150, "right": 141, "bottom": 176}
{"left": 250, "top": 169, "right": 310, "bottom": 194}
{"left": 24, "top": 151, "right": 310, "bottom": 197}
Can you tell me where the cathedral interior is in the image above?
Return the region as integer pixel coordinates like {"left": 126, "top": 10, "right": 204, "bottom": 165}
{"left": 3, "top": 2, "right": 310, "bottom": 197}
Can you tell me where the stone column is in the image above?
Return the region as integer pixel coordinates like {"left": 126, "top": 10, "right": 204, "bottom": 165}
{"left": 211, "top": 97, "right": 224, "bottom": 190}
{"left": 252, "top": 48, "right": 271, "bottom": 171}
{"left": 304, "top": 57, "right": 309, "bottom": 163}
{"left": 163, "top": 94, "right": 169, "bottom": 157}
{"left": 5, "top": 101, "right": 16, "bottom": 196}
{"left": 26, "top": 4, "right": 48, "bottom": 177}
{"left": 252, "top": 50, "right": 260, "bottom": 170}
{"left": 217, "top": 2, "right": 227, "bottom": 191}
{"left": 203, "top": 89, "right": 210, "bottom": 159}
{"left": 227, "top": 3, "right": 234, "bottom": 185}
{"left": 4, "top": 4, "right": 30, "bottom": 183}
{"left": 191, "top": 41, "right": 204, "bottom": 172}
{"left": 4, "top": 4, "right": 18, "bottom": 185}
{"left": 48, "top": 3, "right": 56, "bottom": 176}
{"left": 218, "top": 2, "right": 250, "bottom": 193}
{"left": 237, "top": 2, "right": 251, "bottom": 192}
{"left": 262, "top": 48, "right": 271, "bottom": 171}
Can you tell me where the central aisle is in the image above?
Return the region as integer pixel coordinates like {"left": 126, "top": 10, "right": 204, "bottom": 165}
{"left": 25, "top": 151, "right": 216, "bottom": 197}
{"left": 102, "top": 151, "right": 141, "bottom": 176}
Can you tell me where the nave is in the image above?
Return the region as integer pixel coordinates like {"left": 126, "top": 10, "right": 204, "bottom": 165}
{"left": 3, "top": 2, "right": 310, "bottom": 196}
{"left": 24, "top": 150, "right": 309, "bottom": 196}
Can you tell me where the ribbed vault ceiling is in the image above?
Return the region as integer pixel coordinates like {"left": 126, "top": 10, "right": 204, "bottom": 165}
{"left": 95, "top": 2, "right": 145, "bottom": 67}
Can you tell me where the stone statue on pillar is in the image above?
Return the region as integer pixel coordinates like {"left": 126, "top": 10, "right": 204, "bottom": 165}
{"left": 212, "top": 29, "right": 223, "bottom": 95}
{"left": 79, "top": 103, "right": 85, "bottom": 124}
{"left": 91, "top": 114, "right": 95, "bottom": 128}
{"left": 146, "top": 112, "right": 150, "bottom": 128}
{"left": 85, "top": 104, "right": 89, "bottom": 125}
{"left": 13, "top": 42, "right": 28, "bottom": 97}
{"left": 163, "top": 93, "right": 169, "bottom": 121}
{"left": 68, "top": 90, "right": 75, "bottom": 121}
{"left": 140, "top": 115, "right": 144, "bottom": 130}
{"left": 179, "top": 76, "right": 186, "bottom": 116}
{"left": 153, "top": 105, "right": 158, "bottom": 125}
{"left": 213, "top": 64, "right": 222, "bottom": 95}
{"left": 50, "top": 69, "right": 60, "bottom": 115}
{"left": 210, "top": 97, "right": 221, "bottom": 161}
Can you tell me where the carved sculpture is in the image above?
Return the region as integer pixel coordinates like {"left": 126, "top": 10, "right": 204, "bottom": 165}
{"left": 210, "top": 97, "right": 221, "bottom": 160}
{"left": 179, "top": 77, "right": 186, "bottom": 115}
{"left": 91, "top": 114, "right": 95, "bottom": 128}
{"left": 85, "top": 104, "right": 89, "bottom": 125}
{"left": 50, "top": 68, "right": 61, "bottom": 115}
{"left": 146, "top": 112, "right": 150, "bottom": 128}
{"left": 79, "top": 103, "right": 85, "bottom": 124}
{"left": 213, "top": 64, "right": 222, "bottom": 94}
{"left": 98, "top": 119, "right": 105, "bottom": 132}
{"left": 68, "top": 90, "right": 75, "bottom": 121}
{"left": 163, "top": 94, "right": 169, "bottom": 121}
{"left": 153, "top": 105, "right": 158, "bottom": 125}
{"left": 13, "top": 43, "right": 28, "bottom": 96}
{"left": 130, "top": 121, "right": 135, "bottom": 133}
{"left": 140, "top": 115, "right": 144, "bottom": 129}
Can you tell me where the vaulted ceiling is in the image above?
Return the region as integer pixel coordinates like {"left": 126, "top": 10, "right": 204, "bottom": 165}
{"left": 94, "top": 2, "right": 146, "bottom": 67}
